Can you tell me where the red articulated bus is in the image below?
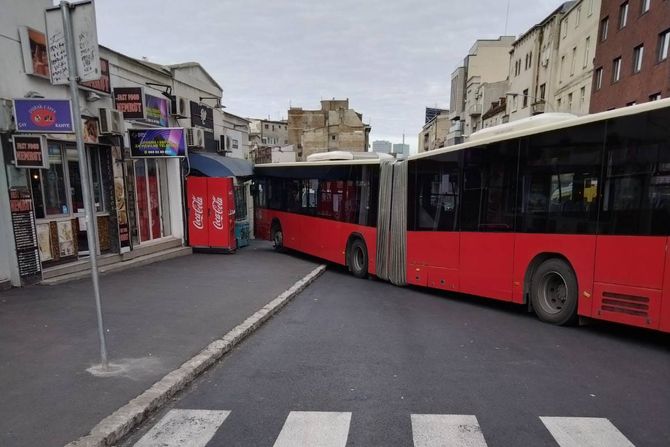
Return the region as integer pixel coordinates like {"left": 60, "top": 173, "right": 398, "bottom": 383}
{"left": 254, "top": 99, "right": 670, "bottom": 333}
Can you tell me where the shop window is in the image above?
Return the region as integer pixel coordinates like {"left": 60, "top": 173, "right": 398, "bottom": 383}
{"left": 30, "top": 144, "right": 68, "bottom": 217}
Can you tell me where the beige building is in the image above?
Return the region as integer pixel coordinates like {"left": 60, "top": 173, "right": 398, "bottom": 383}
{"left": 481, "top": 96, "right": 508, "bottom": 129}
{"left": 507, "top": 2, "right": 575, "bottom": 121}
{"left": 288, "top": 99, "right": 370, "bottom": 161}
{"left": 553, "top": 0, "right": 601, "bottom": 115}
{"left": 448, "top": 36, "right": 515, "bottom": 144}
{"left": 249, "top": 119, "right": 288, "bottom": 147}
{"left": 418, "top": 110, "right": 450, "bottom": 152}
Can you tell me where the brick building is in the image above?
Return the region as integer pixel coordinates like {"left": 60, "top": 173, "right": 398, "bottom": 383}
{"left": 590, "top": 0, "right": 670, "bottom": 112}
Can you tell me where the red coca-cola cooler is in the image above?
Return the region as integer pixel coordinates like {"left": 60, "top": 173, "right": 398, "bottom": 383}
{"left": 186, "top": 177, "right": 236, "bottom": 252}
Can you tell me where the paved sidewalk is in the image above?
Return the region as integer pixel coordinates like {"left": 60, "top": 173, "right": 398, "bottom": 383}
{"left": 0, "top": 241, "right": 319, "bottom": 447}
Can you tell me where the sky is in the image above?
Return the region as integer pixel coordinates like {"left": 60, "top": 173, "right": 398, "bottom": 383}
{"left": 94, "top": 0, "right": 561, "bottom": 153}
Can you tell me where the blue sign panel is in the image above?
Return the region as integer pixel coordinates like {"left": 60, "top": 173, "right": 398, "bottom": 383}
{"left": 13, "top": 98, "right": 74, "bottom": 133}
{"left": 129, "top": 128, "right": 187, "bottom": 158}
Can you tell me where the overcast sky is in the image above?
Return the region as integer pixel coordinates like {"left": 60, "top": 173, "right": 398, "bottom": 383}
{"left": 95, "top": 0, "right": 561, "bottom": 152}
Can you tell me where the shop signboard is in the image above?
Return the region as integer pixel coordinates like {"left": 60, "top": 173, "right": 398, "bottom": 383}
{"left": 113, "top": 87, "right": 144, "bottom": 119}
{"left": 9, "top": 187, "right": 41, "bottom": 284}
{"left": 79, "top": 57, "right": 110, "bottom": 94}
{"left": 18, "top": 27, "right": 50, "bottom": 78}
{"left": 13, "top": 98, "right": 74, "bottom": 133}
{"left": 190, "top": 101, "right": 214, "bottom": 130}
{"left": 45, "top": 0, "right": 101, "bottom": 85}
{"left": 128, "top": 128, "right": 187, "bottom": 158}
{"left": 12, "top": 135, "right": 48, "bottom": 169}
{"left": 144, "top": 94, "right": 169, "bottom": 127}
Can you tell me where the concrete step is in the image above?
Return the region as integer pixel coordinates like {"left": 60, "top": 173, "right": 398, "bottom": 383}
{"left": 121, "top": 238, "right": 183, "bottom": 261}
{"left": 41, "top": 246, "right": 192, "bottom": 286}
{"left": 42, "top": 253, "right": 121, "bottom": 279}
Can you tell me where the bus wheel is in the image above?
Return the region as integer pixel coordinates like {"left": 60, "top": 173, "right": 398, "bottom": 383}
{"left": 349, "top": 238, "right": 368, "bottom": 279}
{"left": 271, "top": 223, "right": 284, "bottom": 252}
{"left": 530, "top": 259, "right": 578, "bottom": 325}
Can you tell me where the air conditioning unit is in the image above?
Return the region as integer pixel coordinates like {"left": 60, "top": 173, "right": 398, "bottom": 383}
{"left": 185, "top": 127, "right": 205, "bottom": 148}
{"left": 98, "top": 108, "right": 124, "bottom": 135}
{"left": 218, "top": 135, "right": 231, "bottom": 153}
{"left": 171, "top": 95, "right": 189, "bottom": 117}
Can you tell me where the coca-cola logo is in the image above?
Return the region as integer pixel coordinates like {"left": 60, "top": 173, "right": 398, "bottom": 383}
{"left": 192, "top": 195, "right": 204, "bottom": 230}
{"left": 212, "top": 196, "right": 224, "bottom": 230}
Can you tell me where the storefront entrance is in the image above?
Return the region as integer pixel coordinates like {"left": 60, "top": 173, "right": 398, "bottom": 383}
{"left": 132, "top": 158, "right": 171, "bottom": 243}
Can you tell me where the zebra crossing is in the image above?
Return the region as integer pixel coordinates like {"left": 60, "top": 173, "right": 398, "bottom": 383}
{"left": 132, "top": 409, "right": 635, "bottom": 447}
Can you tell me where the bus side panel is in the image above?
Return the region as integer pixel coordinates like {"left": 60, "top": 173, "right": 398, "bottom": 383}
{"left": 661, "top": 238, "right": 670, "bottom": 333}
{"left": 512, "top": 234, "right": 596, "bottom": 315}
{"left": 406, "top": 231, "right": 459, "bottom": 290}
{"left": 262, "top": 211, "right": 377, "bottom": 275}
{"left": 459, "top": 232, "right": 514, "bottom": 301}
{"left": 592, "top": 236, "right": 666, "bottom": 330}
{"left": 254, "top": 207, "right": 272, "bottom": 241}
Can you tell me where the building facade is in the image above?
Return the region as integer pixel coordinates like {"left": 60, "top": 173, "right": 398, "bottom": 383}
{"left": 372, "top": 140, "right": 393, "bottom": 153}
{"left": 507, "top": 2, "right": 575, "bottom": 121}
{"left": 553, "top": 0, "right": 602, "bottom": 115}
{"left": 418, "top": 110, "right": 450, "bottom": 152}
{"left": 0, "top": 0, "right": 250, "bottom": 286}
{"left": 590, "top": 0, "right": 670, "bottom": 111}
{"left": 288, "top": 99, "right": 370, "bottom": 161}
{"left": 392, "top": 143, "right": 409, "bottom": 156}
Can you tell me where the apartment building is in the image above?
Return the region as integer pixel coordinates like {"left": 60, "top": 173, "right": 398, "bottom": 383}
{"left": 590, "top": 0, "right": 670, "bottom": 111}
{"left": 418, "top": 110, "right": 450, "bottom": 152}
{"left": 554, "top": 0, "right": 602, "bottom": 115}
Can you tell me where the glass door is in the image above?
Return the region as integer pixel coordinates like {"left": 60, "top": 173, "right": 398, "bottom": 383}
{"left": 134, "top": 159, "right": 168, "bottom": 242}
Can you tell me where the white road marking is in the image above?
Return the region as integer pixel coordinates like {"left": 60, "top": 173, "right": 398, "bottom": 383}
{"left": 272, "top": 411, "right": 352, "bottom": 447}
{"left": 540, "top": 417, "right": 635, "bottom": 447}
{"left": 411, "top": 414, "right": 488, "bottom": 447}
{"left": 133, "top": 409, "right": 230, "bottom": 447}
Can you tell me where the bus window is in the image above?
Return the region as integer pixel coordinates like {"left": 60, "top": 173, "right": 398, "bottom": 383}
{"left": 409, "top": 155, "right": 459, "bottom": 231}
{"left": 600, "top": 108, "right": 670, "bottom": 236}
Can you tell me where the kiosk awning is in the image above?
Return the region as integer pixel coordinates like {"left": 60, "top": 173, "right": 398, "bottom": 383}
{"left": 188, "top": 152, "right": 253, "bottom": 178}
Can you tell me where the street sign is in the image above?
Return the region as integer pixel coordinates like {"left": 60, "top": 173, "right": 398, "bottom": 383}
{"left": 45, "top": 0, "right": 101, "bottom": 85}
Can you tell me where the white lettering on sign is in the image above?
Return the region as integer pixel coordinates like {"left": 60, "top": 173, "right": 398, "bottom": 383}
{"left": 212, "top": 196, "right": 224, "bottom": 230}
{"left": 192, "top": 195, "right": 204, "bottom": 230}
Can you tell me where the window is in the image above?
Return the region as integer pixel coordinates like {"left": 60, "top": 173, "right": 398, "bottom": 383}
{"left": 649, "top": 92, "right": 662, "bottom": 101}
{"left": 580, "top": 86, "right": 586, "bottom": 109}
{"left": 626, "top": 101, "right": 637, "bottom": 106}
{"left": 599, "top": 108, "right": 670, "bottom": 235}
{"left": 408, "top": 153, "right": 460, "bottom": 231}
{"left": 612, "top": 57, "right": 622, "bottom": 82}
{"left": 633, "top": 45, "right": 644, "bottom": 73}
{"left": 264, "top": 124, "right": 268, "bottom": 129}
{"left": 528, "top": 51, "right": 532, "bottom": 68}
{"left": 522, "top": 89, "right": 529, "bottom": 108}
{"left": 562, "top": 19, "right": 568, "bottom": 38}
{"left": 619, "top": 2, "right": 629, "bottom": 29}
{"left": 588, "top": 0, "right": 594, "bottom": 15}
{"left": 557, "top": 97, "right": 562, "bottom": 110}
{"left": 641, "top": 0, "right": 651, "bottom": 14}
{"left": 584, "top": 37, "right": 591, "bottom": 68}
{"left": 539, "top": 83, "right": 546, "bottom": 100}
{"left": 601, "top": 17, "right": 609, "bottom": 41}
{"left": 331, "top": 135, "right": 336, "bottom": 141}
{"left": 595, "top": 67, "right": 604, "bottom": 89}
{"left": 575, "top": 6, "right": 581, "bottom": 28}
{"left": 518, "top": 123, "right": 605, "bottom": 234}
{"left": 568, "top": 93, "right": 573, "bottom": 111}
{"left": 461, "top": 142, "right": 518, "bottom": 232}
{"left": 571, "top": 47, "right": 577, "bottom": 75}
{"left": 659, "top": 29, "right": 670, "bottom": 62}
{"left": 560, "top": 55, "right": 566, "bottom": 82}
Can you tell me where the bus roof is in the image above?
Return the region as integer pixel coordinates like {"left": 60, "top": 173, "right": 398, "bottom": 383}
{"left": 410, "top": 98, "right": 670, "bottom": 161}
{"left": 255, "top": 158, "right": 385, "bottom": 169}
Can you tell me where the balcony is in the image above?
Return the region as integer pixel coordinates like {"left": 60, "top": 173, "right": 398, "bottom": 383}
{"left": 531, "top": 101, "right": 546, "bottom": 115}
{"left": 468, "top": 103, "right": 482, "bottom": 116}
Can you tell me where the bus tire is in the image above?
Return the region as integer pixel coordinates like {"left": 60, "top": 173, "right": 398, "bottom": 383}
{"left": 348, "top": 238, "right": 368, "bottom": 279}
{"left": 530, "top": 258, "right": 578, "bottom": 326}
{"left": 271, "top": 222, "right": 284, "bottom": 252}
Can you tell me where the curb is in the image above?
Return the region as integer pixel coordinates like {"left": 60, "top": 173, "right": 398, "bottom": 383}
{"left": 65, "top": 264, "right": 327, "bottom": 447}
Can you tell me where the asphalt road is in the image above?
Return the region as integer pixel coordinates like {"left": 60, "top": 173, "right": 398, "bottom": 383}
{"left": 120, "top": 263, "right": 670, "bottom": 447}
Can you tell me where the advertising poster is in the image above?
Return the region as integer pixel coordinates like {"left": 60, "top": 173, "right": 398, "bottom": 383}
{"left": 129, "top": 128, "right": 187, "bottom": 158}
{"left": 18, "top": 27, "right": 49, "bottom": 78}
{"left": 83, "top": 117, "right": 99, "bottom": 143}
{"left": 13, "top": 98, "right": 74, "bottom": 133}
{"left": 12, "top": 135, "right": 48, "bottom": 168}
{"left": 190, "top": 101, "right": 214, "bottom": 130}
{"left": 144, "top": 94, "right": 169, "bottom": 127}
{"left": 113, "top": 87, "right": 144, "bottom": 119}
